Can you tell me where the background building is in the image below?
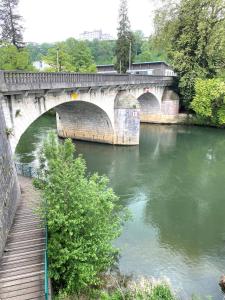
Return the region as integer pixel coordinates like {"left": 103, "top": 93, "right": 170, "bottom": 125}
{"left": 79, "top": 30, "right": 113, "bottom": 41}
{"left": 97, "top": 61, "right": 176, "bottom": 76}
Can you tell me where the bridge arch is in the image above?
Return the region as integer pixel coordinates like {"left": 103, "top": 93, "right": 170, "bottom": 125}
{"left": 1, "top": 91, "right": 115, "bottom": 153}
{"left": 56, "top": 101, "right": 114, "bottom": 144}
{"left": 138, "top": 92, "right": 161, "bottom": 123}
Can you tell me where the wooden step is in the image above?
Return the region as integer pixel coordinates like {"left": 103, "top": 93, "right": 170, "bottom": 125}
{"left": 0, "top": 281, "right": 44, "bottom": 298}
{"left": 0, "top": 278, "right": 44, "bottom": 293}
{"left": 8, "top": 228, "right": 44, "bottom": 238}
{"left": 0, "top": 270, "right": 44, "bottom": 285}
{"left": 0, "top": 263, "right": 44, "bottom": 278}
{"left": 0, "top": 290, "right": 45, "bottom": 300}
{"left": 0, "top": 254, "right": 44, "bottom": 270}
{"left": 1, "top": 249, "right": 45, "bottom": 263}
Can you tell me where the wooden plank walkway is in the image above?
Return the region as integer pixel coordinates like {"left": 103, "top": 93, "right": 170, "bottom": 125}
{"left": 0, "top": 176, "right": 46, "bottom": 300}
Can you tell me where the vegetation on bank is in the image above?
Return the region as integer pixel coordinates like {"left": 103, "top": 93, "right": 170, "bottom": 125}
{"left": 33, "top": 134, "right": 177, "bottom": 299}
{"left": 33, "top": 133, "right": 129, "bottom": 296}
{"left": 57, "top": 278, "right": 176, "bottom": 300}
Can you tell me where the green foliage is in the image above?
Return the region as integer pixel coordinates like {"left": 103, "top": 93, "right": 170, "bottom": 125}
{"left": 99, "top": 283, "right": 176, "bottom": 300}
{"left": 42, "top": 39, "right": 96, "bottom": 72}
{"left": 65, "top": 38, "right": 96, "bottom": 72}
{"left": 87, "top": 39, "right": 116, "bottom": 65}
{"left": 115, "top": 0, "right": 134, "bottom": 73}
{"left": 191, "top": 78, "right": 225, "bottom": 125}
{"left": 26, "top": 42, "right": 54, "bottom": 62}
{"left": 35, "top": 133, "right": 127, "bottom": 295}
{"left": 42, "top": 42, "right": 74, "bottom": 72}
{"left": 136, "top": 39, "right": 168, "bottom": 63}
{"left": 0, "top": 43, "right": 35, "bottom": 70}
{"left": 153, "top": 0, "right": 225, "bottom": 109}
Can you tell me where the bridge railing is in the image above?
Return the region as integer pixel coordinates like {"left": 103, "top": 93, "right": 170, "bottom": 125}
{"left": 0, "top": 70, "right": 175, "bottom": 92}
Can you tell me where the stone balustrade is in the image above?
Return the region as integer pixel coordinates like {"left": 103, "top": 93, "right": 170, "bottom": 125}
{"left": 0, "top": 70, "right": 175, "bottom": 93}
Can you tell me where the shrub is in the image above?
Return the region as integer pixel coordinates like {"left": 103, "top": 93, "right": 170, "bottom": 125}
{"left": 191, "top": 79, "right": 225, "bottom": 126}
{"left": 35, "top": 133, "right": 128, "bottom": 295}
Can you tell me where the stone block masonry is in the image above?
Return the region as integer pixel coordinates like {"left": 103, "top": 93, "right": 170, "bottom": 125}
{"left": 0, "top": 100, "right": 20, "bottom": 257}
{"left": 56, "top": 101, "right": 115, "bottom": 144}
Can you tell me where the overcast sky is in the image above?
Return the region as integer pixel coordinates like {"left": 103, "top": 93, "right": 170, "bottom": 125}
{"left": 18, "top": 0, "right": 158, "bottom": 43}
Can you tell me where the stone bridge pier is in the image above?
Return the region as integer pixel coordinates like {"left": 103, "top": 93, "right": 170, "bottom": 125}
{"left": 56, "top": 90, "right": 140, "bottom": 145}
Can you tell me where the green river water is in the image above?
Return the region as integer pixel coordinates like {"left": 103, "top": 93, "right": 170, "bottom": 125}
{"left": 15, "top": 114, "right": 225, "bottom": 299}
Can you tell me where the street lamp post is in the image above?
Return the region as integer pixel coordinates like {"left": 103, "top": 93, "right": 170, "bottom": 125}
{"left": 56, "top": 48, "right": 60, "bottom": 72}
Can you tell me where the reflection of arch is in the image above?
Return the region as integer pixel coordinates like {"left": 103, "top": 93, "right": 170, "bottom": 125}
{"left": 56, "top": 101, "right": 114, "bottom": 144}
{"left": 138, "top": 92, "right": 160, "bottom": 116}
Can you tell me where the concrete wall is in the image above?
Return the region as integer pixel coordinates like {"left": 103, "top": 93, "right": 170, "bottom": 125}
{"left": 56, "top": 102, "right": 114, "bottom": 144}
{"left": 0, "top": 101, "right": 20, "bottom": 257}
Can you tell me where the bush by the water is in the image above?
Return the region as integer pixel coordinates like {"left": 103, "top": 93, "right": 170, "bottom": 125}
{"left": 34, "top": 133, "right": 128, "bottom": 295}
{"left": 191, "top": 79, "right": 225, "bottom": 126}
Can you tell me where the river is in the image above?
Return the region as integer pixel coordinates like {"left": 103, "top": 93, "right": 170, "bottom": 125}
{"left": 15, "top": 113, "right": 225, "bottom": 299}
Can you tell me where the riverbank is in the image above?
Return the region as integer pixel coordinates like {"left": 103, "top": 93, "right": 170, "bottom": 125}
{"left": 57, "top": 275, "right": 176, "bottom": 300}
{"left": 143, "top": 113, "right": 225, "bottom": 128}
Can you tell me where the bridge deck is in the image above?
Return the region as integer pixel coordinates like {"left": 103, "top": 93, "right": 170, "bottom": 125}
{"left": 0, "top": 176, "right": 46, "bottom": 300}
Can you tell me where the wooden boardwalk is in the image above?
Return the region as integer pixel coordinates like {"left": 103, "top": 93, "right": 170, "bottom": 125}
{"left": 0, "top": 176, "right": 46, "bottom": 300}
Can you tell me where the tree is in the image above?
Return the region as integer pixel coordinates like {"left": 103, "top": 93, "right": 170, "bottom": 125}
{"left": 133, "top": 30, "right": 145, "bottom": 57}
{"left": 34, "top": 133, "right": 127, "bottom": 295}
{"left": 136, "top": 38, "right": 168, "bottom": 63}
{"left": 87, "top": 39, "right": 116, "bottom": 65}
{"left": 65, "top": 38, "right": 96, "bottom": 72}
{"left": 115, "top": 0, "right": 134, "bottom": 73}
{"left": 0, "top": 43, "right": 35, "bottom": 70}
{"left": 42, "top": 40, "right": 96, "bottom": 73}
{"left": 27, "top": 42, "right": 54, "bottom": 62}
{"left": 42, "top": 42, "right": 74, "bottom": 72}
{"left": 191, "top": 78, "right": 225, "bottom": 125}
{"left": 0, "top": 0, "right": 24, "bottom": 48}
{"left": 152, "top": 0, "right": 225, "bottom": 109}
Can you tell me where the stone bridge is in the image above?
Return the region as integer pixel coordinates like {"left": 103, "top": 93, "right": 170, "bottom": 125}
{"left": 0, "top": 71, "right": 179, "bottom": 152}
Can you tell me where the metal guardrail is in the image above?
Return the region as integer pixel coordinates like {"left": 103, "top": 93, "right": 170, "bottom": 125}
{"left": 45, "top": 222, "right": 49, "bottom": 300}
{"left": 15, "top": 162, "right": 49, "bottom": 299}
{"left": 15, "top": 162, "right": 37, "bottom": 178}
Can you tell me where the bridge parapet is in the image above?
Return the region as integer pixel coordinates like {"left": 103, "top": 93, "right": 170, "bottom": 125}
{"left": 0, "top": 70, "right": 175, "bottom": 93}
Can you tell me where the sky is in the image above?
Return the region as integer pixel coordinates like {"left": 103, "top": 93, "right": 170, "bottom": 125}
{"left": 18, "top": 0, "right": 158, "bottom": 43}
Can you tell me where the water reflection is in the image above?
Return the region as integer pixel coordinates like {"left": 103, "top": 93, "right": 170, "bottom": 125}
{"left": 15, "top": 116, "right": 225, "bottom": 299}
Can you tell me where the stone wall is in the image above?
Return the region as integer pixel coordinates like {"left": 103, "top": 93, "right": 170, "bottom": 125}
{"left": 0, "top": 101, "right": 20, "bottom": 257}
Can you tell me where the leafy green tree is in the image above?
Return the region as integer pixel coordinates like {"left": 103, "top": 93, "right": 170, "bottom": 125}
{"left": 65, "top": 38, "right": 96, "bottom": 72}
{"left": 153, "top": 0, "right": 225, "bottom": 109}
{"left": 42, "top": 42, "right": 74, "bottom": 72}
{"left": 191, "top": 78, "right": 225, "bottom": 125}
{"left": 87, "top": 39, "right": 116, "bottom": 65}
{"left": 27, "top": 42, "right": 54, "bottom": 62}
{"left": 136, "top": 38, "right": 168, "bottom": 63}
{"left": 0, "top": 43, "right": 35, "bottom": 70}
{"left": 115, "top": 0, "right": 134, "bottom": 73}
{"left": 34, "top": 133, "right": 127, "bottom": 295}
{"left": 0, "top": 0, "right": 24, "bottom": 48}
{"left": 42, "top": 40, "right": 96, "bottom": 72}
{"left": 133, "top": 30, "right": 145, "bottom": 57}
